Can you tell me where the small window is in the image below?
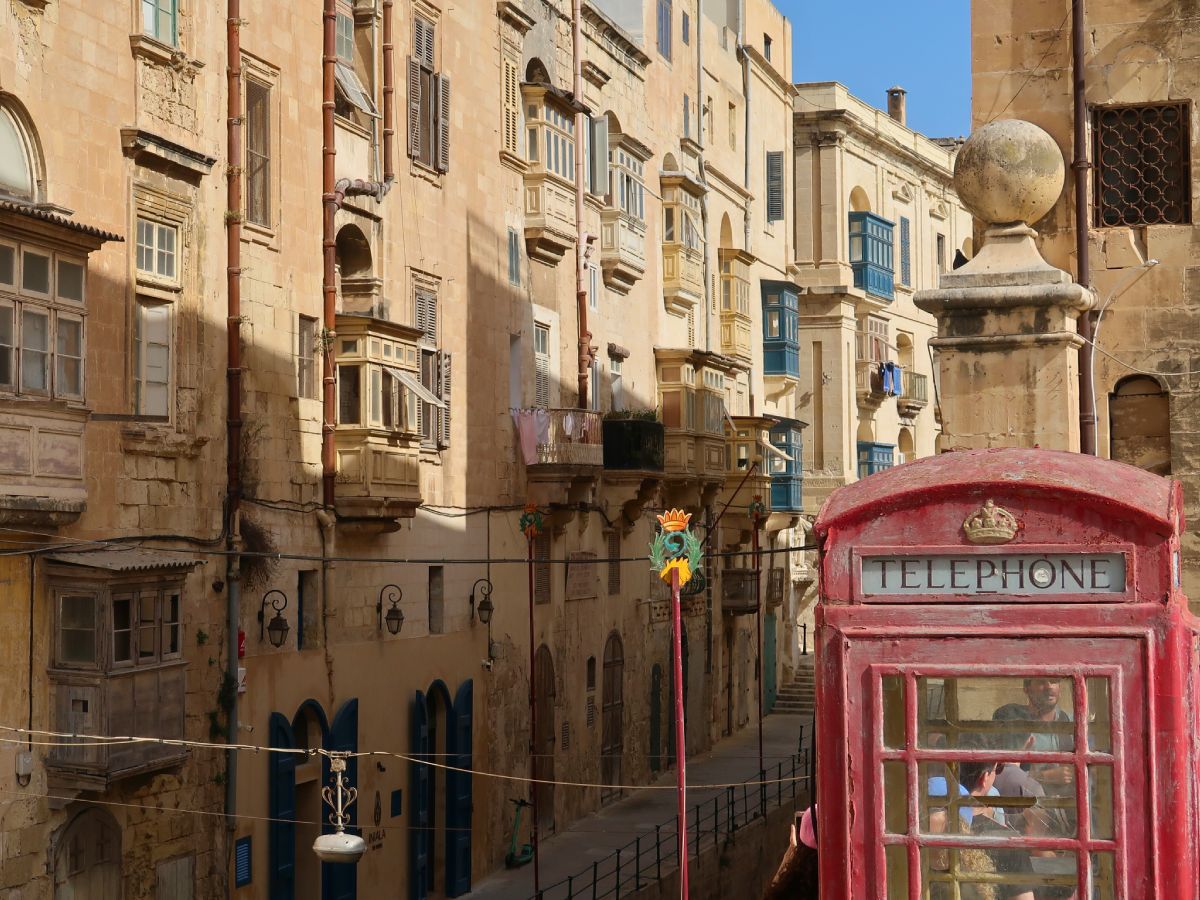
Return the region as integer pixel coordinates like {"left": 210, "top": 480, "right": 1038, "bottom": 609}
{"left": 135, "top": 300, "right": 172, "bottom": 416}
{"left": 0, "top": 243, "right": 14, "bottom": 286}
{"left": 136, "top": 218, "right": 178, "bottom": 281}
{"left": 764, "top": 34, "right": 772, "bottom": 60}
{"left": 142, "top": 0, "right": 177, "bottom": 46}
{"left": 162, "top": 591, "right": 181, "bottom": 657}
{"left": 508, "top": 227, "right": 521, "bottom": 286}
{"left": 0, "top": 302, "right": 13, "bottom": 389}
{"left": 297, "top": 315, "right": 319, "bottom": 400}
{"left": 59, "top": 593, "right": 97, "bottom": 666}
{"left": 728, "top": 102, "right": 737, "bottom": 150}
{"left": 682, "top": 12, "right": 690, "bottom": 45}
{"left": 936, "top": 233, "right": 946, "bottom": 273}
{"left": 589, "top": 264, "right": 599, "bottom": 312}
{"left": 245, "top": 78, "right": 272, "bottom": 228}
{"left": 1094, "top": 102, "right": 1192, "bottom": 227}
{"left": 338, "top": 364, "right": 362, "bottom": 424}
{"left": 113, "top": 594, "right": 134, "bottom": 665}
{"left": 683, "top": 94, "right": 690, "bottom": 140}
{"left": 428, "top": 565, "right": 445, "bottom": 634}
{"left": 56, "top": 313, "right": 84, "bottom": 399}
{"left": 656, "top": 0, "right": 673, "bottom": 60}
{"left": 21, "top": 248, "right": 50, "bottom": 295}
{"left": 20, "top": 307, "right": 49, "bottom": 394}
{"left": 534, "top": 323, "right": 550, "bottom": 407}
{"left": 335, "top": 11, "right": 354, "bottom": 62}
{"left": 57, "top": 259, "right": 85, "bottom": 303}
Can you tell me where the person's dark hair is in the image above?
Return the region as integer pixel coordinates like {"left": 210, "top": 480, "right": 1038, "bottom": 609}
{"left": 954, "top": 735, "right": 997, "bottom": 793}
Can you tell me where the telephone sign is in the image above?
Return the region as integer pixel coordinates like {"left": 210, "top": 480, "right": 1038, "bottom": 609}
{"left": 860, "top": 552, "right": 1127, "bottom": 596}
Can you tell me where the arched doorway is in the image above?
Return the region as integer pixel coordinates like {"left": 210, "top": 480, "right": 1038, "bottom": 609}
{"left": 600, "top": 632, "right": 624, "bottom": 802}
{"left": 1109, "top": 375, "right": 1170, "bottom": 474}
{"left": 898, "top": 427, "right": 915, "bottom": 465}
{"left": 292, "top": 702, "right": 330, "bottom": 900}
{"left": 53, "top": 807, "right": 121, "bottom": 900}
{"left": 534, "top": 645, "right": 556, "bottom": 833}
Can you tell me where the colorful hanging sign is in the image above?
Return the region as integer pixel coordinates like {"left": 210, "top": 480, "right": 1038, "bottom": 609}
{"left": 649, "top": 508, "right": 703, "bottom": 586}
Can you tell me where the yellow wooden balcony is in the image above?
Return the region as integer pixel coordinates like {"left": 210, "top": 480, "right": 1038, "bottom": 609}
{"left": 663, "top": 242, "right": 703, "bottom": 315}
{"left": 524, "top": 170, "right": 576, "bottom": 265}
{"left": 600, "top": 208, "right": 646, "bottom": 295}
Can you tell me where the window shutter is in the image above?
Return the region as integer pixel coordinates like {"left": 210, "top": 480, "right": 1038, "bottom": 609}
{"left": 535, "top": 355, "right": 550, "bottom": 408}
{"left": 435, "top": 73, "right": 451, "bottom": 173}
{"left": 502, "top": 59, "right": 520, "bottom": 155}
{"left": 766, "top": 151, "right": 784, "bottom": 222}
{"left": 415, "top": 291, "right": 437, "bottom": 344}
{"left": 418, "top": 18, "right": 436, "bottom": 69}
{"left": 437, "top": 350, "right": 452, "bottom": 448}
{"left": 407, "top": 56, "right": 422, "bottom": 159}
{"left": 899, "top": 216, "right": 911, "bottom": 286}
{"left": 607, "top": 531, "right": 621, "bottom": 595}
{"left": 589, "top": 117, "right": 609, "bottom": 197}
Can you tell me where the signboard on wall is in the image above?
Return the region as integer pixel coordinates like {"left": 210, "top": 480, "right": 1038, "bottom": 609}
{"left": 860, "top": 553, "right": 1127, "bottom": 596}
{"left": 566, "top": 551, "right": 599, "bottom": 600}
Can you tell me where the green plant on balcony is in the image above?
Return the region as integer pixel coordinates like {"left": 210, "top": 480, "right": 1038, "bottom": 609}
{"left": 603, "top": 407, "right": 660, "bottom": 422}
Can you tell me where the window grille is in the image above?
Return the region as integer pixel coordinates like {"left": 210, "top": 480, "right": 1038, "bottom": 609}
{"left": 607, "top": 531, "right": 621, "bottom": 595}
{"left": 1094, "top": 102, "right": 1191, "bottom": 226}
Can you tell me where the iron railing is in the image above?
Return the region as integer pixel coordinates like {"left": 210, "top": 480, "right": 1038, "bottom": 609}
{"left": 526, "top": 730, "right": 813, "bottom": 900}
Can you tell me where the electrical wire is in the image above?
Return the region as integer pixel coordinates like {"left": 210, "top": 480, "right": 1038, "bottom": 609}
{"left": 0, "top": 727, "right": 808, "bottom": 792}
{"left": 0, "top": 527, "right": 816, "bottom": 565}
{"left": 984, "top": 8, "right": 1073, "bottom": 124}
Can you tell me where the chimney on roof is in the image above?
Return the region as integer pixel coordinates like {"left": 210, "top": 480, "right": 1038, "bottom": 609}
{"left": 886, "top": 86, "right": 907, "bottom": 126}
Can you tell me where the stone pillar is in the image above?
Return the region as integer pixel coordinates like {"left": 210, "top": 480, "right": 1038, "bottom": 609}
{"left": 915, "top": 120, "right": 1095, "bottom": 452}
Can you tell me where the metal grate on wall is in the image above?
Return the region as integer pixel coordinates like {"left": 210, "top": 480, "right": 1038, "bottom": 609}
{"left": 1094, "top": 102, "right": 1192, "bottom": 227}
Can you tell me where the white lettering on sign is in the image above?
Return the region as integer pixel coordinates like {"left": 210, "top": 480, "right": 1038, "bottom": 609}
{"left": 860, "top": 554, "right": 1126, "bottom": 596}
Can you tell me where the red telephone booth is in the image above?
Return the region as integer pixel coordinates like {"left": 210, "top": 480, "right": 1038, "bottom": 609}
{"left": 813, "top": 448, "right": 1196, "bottom": 899}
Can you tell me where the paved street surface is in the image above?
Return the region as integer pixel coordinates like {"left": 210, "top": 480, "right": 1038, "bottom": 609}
{"left": 471, "top": 713, "right": 811, "bottom": 900}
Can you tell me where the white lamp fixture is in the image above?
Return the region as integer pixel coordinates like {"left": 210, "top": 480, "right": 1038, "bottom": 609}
{"left": 312, "top": 755, "right": 367, "bottom": 864}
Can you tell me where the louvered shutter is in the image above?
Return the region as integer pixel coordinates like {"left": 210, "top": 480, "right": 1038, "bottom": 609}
{"left": 766, "top": 151, "right": 784, "bottom": 222}
{"left": 607, "top": 531, "right": 621, "bottom": 595}
{"left": 436, "top": 73, "right": 451, "bottom": 173}
{"left": 407, "top": 56, "right": 422, "bottom": 159}
{"left": 900, "top": 216, "right": 911, "bottom": 286}
{"left": 445, "top": 680, "right": 473, "bottom": 896}
{"left": 326, "top": 700, "right": 360, "bottom": 900}
{"left": 502, "top": 59, "right": 520, "bottom": 154}
{"left": 437, "top": 350, "right": 452, "bottom": 448}
{"left": 418, "top": 17, "right": 435, "bottom": 68}
{"left": 535, "top": 354, "right": 549, "bottom": 407}
{"left": 410, "top": 691, "right": 431, "bottom": 900}
{"left": 268, "top": 714, "right": 296, "bottom": 900}
{"left": 415, "top": 290, "right": 437, "bottom": 344}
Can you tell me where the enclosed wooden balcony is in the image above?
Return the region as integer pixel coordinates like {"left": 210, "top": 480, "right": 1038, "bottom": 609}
{"left": 48, "top": 664, "right": 187, "bottom": 790}
{"left": 599, "top": 208, "right": 646, "bottom": 295}
{"left": 524, "top": 170, "right": 577, "bottom": 265}
{"left": 719, "top": 249, "right": 755, "bottom": 363}
{"left": 721, "top": 568, "right": 759, "bottom": 616}
{"left": 897, "top": 371, "right": 929, "bottom": 417}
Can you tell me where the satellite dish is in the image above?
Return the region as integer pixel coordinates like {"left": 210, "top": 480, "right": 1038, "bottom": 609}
{"left": 313, "top": 830, "right": 367, "bottom": 864}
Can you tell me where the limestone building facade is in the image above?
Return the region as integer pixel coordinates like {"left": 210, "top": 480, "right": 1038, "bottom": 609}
{"left": 971, "top": 2, "right": 1200, "bottom": 595}
{"left": 0, "top": 1, "right": 804, "bottom": 898}
{"left": 790, "top": 83, "right": 971, "bottom": 515}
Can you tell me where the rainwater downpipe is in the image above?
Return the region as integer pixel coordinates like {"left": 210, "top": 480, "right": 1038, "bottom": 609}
{"left": 224, "top": 0, "right": 243, "bottom": 830}
{"left": 572, "top": 0, "right": 591, "bottom": 408}
{"left": 1072, "top": 0, "right": 1097, "bottom": 455}
{"left": 739, "top": 0, "right": 752, "bottom": 253}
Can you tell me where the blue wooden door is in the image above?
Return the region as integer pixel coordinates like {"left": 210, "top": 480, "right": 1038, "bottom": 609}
{"left": 764, "top": 613, "right": 777, "bottom": 713}
{"left": 325, "top": 699, "right": 359, "bottom": 900}
{"left": 445, "top": 680, "right": 473, "bottom": 897}
{"left": 268, "top": 713, "right": 297, "bottom": 900}
{"left": 409, "top": 691, "right": 431, "bottom": 900}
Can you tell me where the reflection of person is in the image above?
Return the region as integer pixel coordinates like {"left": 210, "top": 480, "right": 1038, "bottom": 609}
{"left": 761, "top": 806, "right": 817, "bottom": 900}
{"left": 929, "top": 758, "right": 1036, "bottom": 900}
{"left": 993, "top": 679, "right": 1075, "bottom": 789}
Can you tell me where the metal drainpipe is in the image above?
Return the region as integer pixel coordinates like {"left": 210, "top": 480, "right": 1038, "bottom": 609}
{"left": 573, "top": 0, "right": 591, "bottom": 408}
{"left": 740, "top": 0, "right": 751, "bottom": 253}
{"left": 224, "top": 0, "right": 243, "bottom": 832}
{"left": 321, "top": 0, "right": 339, "bottom": 507}
{"left": 1072, "top": 0, "right": 1096, "bottom": 455}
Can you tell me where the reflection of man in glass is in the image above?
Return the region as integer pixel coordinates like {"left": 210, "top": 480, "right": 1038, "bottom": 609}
{"left": 992, "top": 678, "right": 1074, "bottom": 790}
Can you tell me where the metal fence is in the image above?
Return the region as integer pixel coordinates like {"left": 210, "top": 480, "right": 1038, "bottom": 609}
{"left": 527, "top": 726, "right": 813, "bottom": 900}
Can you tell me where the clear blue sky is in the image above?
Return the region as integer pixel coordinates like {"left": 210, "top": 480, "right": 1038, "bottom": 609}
{"left": 775, "top": 0, "right": 972, "bottom": 139}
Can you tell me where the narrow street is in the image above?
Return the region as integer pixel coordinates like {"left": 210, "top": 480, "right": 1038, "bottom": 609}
{"left": 471, "top": 712, "right": 812, "bottom": 900}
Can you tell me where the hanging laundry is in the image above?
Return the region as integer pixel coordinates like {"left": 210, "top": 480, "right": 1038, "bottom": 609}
{"left": 892, "top": 364, "right": 904, "bottom": 397}
{"left": 533, "top": 407, "right": 551, "bottom": 445}
{"left": 879, "top": 362, "right": 892, "bottom": 395}
{"left": 563, "top": 412, "right": 575, "bottom": 439}
{"left": 511, "top": 409, "right": 538, "bottom": 466}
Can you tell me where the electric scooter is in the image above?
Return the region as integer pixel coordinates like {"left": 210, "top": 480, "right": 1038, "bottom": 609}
{"left": 505, "top": 797, "right": 534, "bottom": 869}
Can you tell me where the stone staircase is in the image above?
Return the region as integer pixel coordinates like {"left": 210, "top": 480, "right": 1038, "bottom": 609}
{"left": 772, "top": 653, "right": 815, "bottom": 716}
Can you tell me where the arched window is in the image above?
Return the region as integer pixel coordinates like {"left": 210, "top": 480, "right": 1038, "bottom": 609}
{"left": 54, "top": 808, "right": 121, "bottom": 900}
{"left": 1109, "top": 375, "right": 1170, "bottom": 474}
{"left": 335, "top": 224, "right": 373, "bottom": 280}
{"left": 601, "top": 632, "right": 624, "bottom": 801}
{"left": 0, "top": 98, "right": 41, "bottom": 202}
{"left": 849, "top": 186, "right": 871, "bottom": 213}
{"left": 898, "top": 427, "right": 915, "bottom": 465}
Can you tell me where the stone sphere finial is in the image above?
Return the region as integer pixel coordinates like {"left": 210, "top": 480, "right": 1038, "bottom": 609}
{"left": 953, "top": 119, "right": 1065, "bottom": 227}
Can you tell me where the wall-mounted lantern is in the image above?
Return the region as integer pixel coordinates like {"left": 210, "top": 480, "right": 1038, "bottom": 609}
{"left": 259, "top": 590, "right": 290, "bottom": 648}
{"left": 378, "top": 584, "right": 404, "bottom": 635}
